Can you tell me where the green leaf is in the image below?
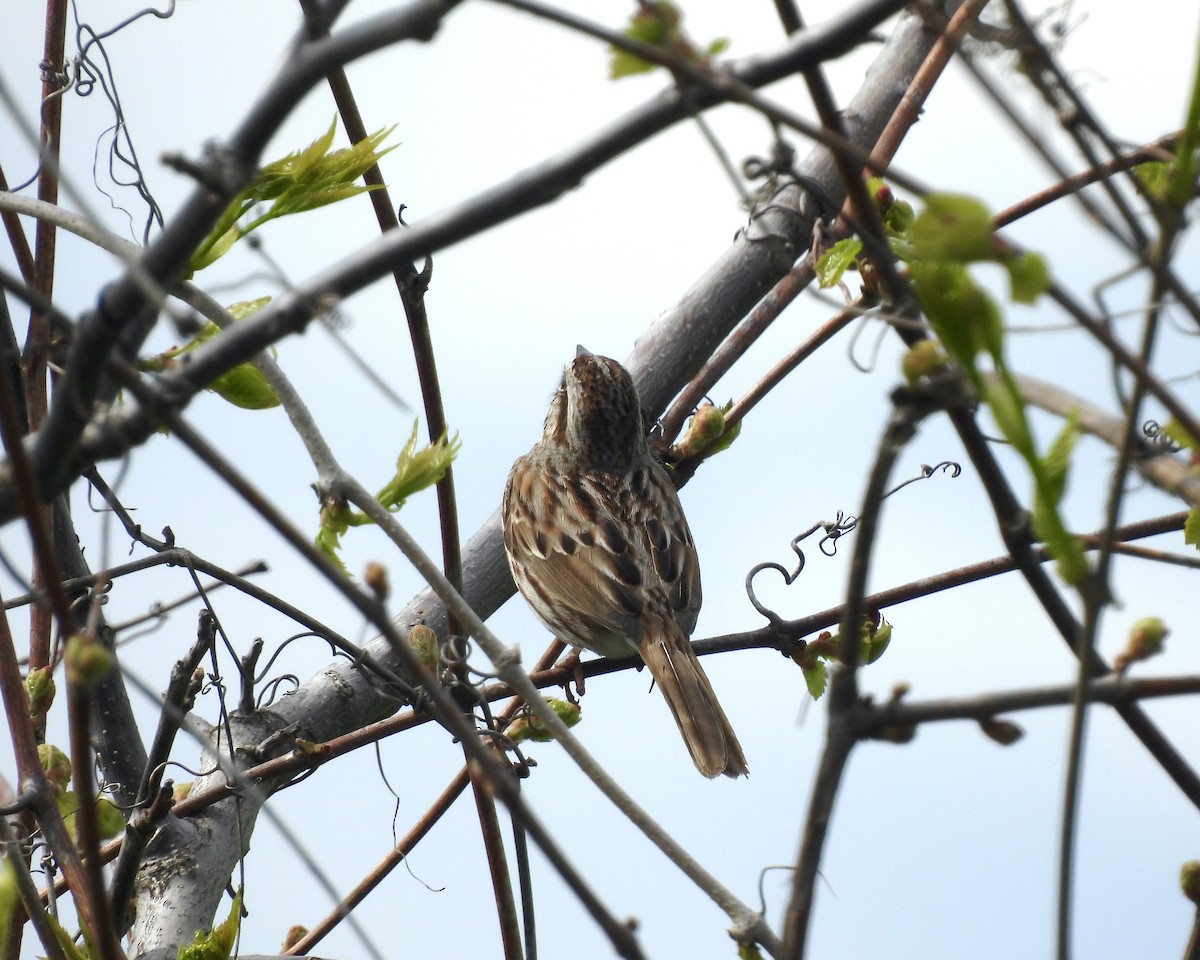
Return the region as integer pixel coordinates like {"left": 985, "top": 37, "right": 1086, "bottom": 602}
{"left": 1133, "top": 160, "right": 1172, "bottom": 202}
{"left": 981, "top": 376, "right": 1034, "bottom": 460}
{"left": 1027, "top": 410, "right": 1085, "bottom": 583}
{"left": 907, "top": 193, "right": 996, "bottom": 263}
{"left": 802, "top": 660, "right": 827, "bottom": 700}
{"left": 154, "top": 299, "right": 280, "bottom": 409}
{"left": 607, "top": 1, "right": 727, "bottom": 79}
{"left": 815, "top": 237, "right": 862, "bottom": 288}
{"left": 901, "top": 340, "right": 948, "bottom": 384}
{"left": 861, "top": 617, "right": 892, "bottom": 665}
{"left": 96, "top": 797, "right": 125, "bottom": 839}
{"left": 38, "top": 743, "right": 71, "bottom": 790}
{"left": 178, "top": 889, "right": 243, "bottom": 960}
{"left": 910, "top": 262, "right": 1002, "bottom": 379}
{"left": 315, "top": 424, "right": 460, "bottom": 573}
{"left": 867, "top": 178, "right": 914, "bottom": 234}
{"left": 24, "top": 665, "right": 54, "bottom": 715}
{"left": 56, "top": 792, "right": 124, "bottom": 842}
{"left": 208, "top": 364, "right": 279, "bottom": 410}
{"left": 375, "top": 422, "right": 461, "bottom": 512}
{"left": 609, "top": 0, "right": 679, "bottom": 78}
{"left": 703, "top": 400, "right": 741, "bottom": 456}
{"left": 315, "top": 501, "right": 353, "bottom": 574}
{"left": 1032, "top": 490, "right": 1087, "bottom": 584}
{"left": 47, "top": 913, "right": 89, "bottom": 960}
{"left": 1163, "top": 417, "right": 1199, "bottom": 450}
{"left": 226, "top": 297, "right": 272, "bottom": 321}
{"left": 1166, "top": 41, "right": 1200, "bottom": 207}
{"left": 504, "top": 697, "right": 583, "bottom": 743}
{"left": 188, "top": 121, "right": 395, "bottom": 273}
{"left": 609, "top": 48, "right": 659, "bottom": 79}
{"left": 1040, "top": 411, "right": 1080, "bottom": 508}
{"left": 906, "top": 190, "right": 1088, "bottom": 590}
{"left": 885, "top": 197, "right": 914, "bottom": 235}
{"left": 1005, "top": 251, "right": 1050, "bottom": 304}
{"left": 0, "top": 861, "right": 16, "bottom": 960}
{"left": 1185, "top": 508, "right": 1200, "bottom": 548}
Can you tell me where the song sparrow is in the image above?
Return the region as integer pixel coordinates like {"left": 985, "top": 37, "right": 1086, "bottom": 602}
{"left": 502, "top": 353, "right": 747, "bottom": 778}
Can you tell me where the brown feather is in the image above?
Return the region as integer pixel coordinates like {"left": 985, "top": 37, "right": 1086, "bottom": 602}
{"left": 501, "top": 354, "right": 747, "bottom": 777}
{"left": 637, "top": 612, "right": 748, "bottom": 778}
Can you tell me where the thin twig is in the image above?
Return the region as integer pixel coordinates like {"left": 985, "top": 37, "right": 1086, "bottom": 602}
{"left": 108, "top": 361, "right": 651, "bottom": 959}
{"left": 0, "top": 273, "right": 120, "bottom": 955}
{"left": 1057, "top": 175, "right": 1183, "bottom": 960}
{"left": 865, "top": 674, "right": 1200, "bottom": 732}
{"left": 108, "top": 612, "right": 215, "bottom": 926}
{"left": 285, "top": 641, "right": 564, "bottom": 956}
{"left": 992, "top": 132, "right": 1181, "bottom": 229}
{"left": 781, "top": 381, "right": 938, "bottom": 958}
{"left": 0, "top": 812, "right": 67, "bottom": 960}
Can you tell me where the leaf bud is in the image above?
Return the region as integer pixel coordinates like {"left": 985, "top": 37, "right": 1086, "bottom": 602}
{"left": 25, "top": 666, "right": 55, "bottom": 716}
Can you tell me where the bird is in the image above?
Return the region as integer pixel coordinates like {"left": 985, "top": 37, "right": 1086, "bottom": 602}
{"left": 501, "top": 352, "right": 747, "bottom": 778}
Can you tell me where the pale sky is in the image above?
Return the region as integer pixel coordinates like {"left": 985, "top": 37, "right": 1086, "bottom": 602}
{"left": 1, "top": 2, "right": 1198, "bottom": 958}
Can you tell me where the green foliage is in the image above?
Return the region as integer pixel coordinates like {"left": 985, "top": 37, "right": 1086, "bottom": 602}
{"left": 314, "top": 500, "right": 356, "bottom": 574}
{"left": 178, "top": 889, "right": 243, "bottom": 960}
{"left": 375, "top": 422, "right": 462, "bottom": 512}
{"left": 901, "top": 340, "right": 949, "bottom": 385}
{"left": 860, "top": 617, "right": 892, "bottom": 665}
{"left": 1114, "top": 616, "right": 1170, "bottom": 674}
{"left": 608, "top": 1, "right": 728, "bottom": 79}
{"left": 504, "top": 697, "right": 583, "bottom": 743}
{"left": 867, "top": 177, "right": 915, "bottom": 235}
{"left": 139, "top": 298, "right": 280, "bottom": 410}
{"left": 315, "top": 422, "right": 461, "bottom": 572}
{"left": 905, "top": 193, "right": 1051, "bottom": 305}
{"left": 1007, "top": 251, "right": 1050, "bottom": 304}
{"left": 0, "top": 861, "right": 15, "bottom": 960}
{"left": 908, "top": 193, "right": 997, "bottom": 262}
{"left": 902, "top": 194, "right": 1082, "bottom": 583}
{"left": 1039, "top": 411, "right": 1079, "bottom": 507}
{"left": 188, "top": 121, "right": 394, "bottom": 274}
{"left": 801, "top": 658, "right": 827, "bottom": 700}
{"left": 1133, "top": 161, "right": 1173, "bottom": 203}
{"left": 909, "top": 261, "right": 1004, "bottom": 370}
{"left": 64, "top": 634, "right": 113, "bottom": 687}
{"left": 1182, "top": 860, "right": 1200, "bottom": 905}
{"left": 57, "top": 793, "right": 126, "bottom": 842}
{"left": 47, "top": 913, "right": 90, "bottom": 960}
{"left": 1030, "top": 414, "right": 1087, "bottom": 584}
{"left": 1165, "top": 33, "right": 1200, "bottom": 208}
{"left": 816, "top": 238, "right": 863, "bottom": 288}
{"left": 38, "top": 743, "right": 71, "bottom": 789}
{"left": 1163, "top": 416, "right": 1198, "bottom": 450}
{"left": 704, "top": 405, "right": 741, "bottom": 457}
{"left": 208, "top": 363, "right": 280, "bottom": 410}
{"left": 673, "top": 400, "right": 740, "bottom": 461}
{"left": 24, "top": 665, "right": 54, "bottom": 715}
{"left": 38, "top": 741, "right": 125, "bottom": 842}
{"left": 1165, "top": 419, "right": 1200, "bottom": 554}
{"left": 1185, "top": 508, "right": 1200, "bottom": 549}
{"left": 793, "top": 615, "right": 891, "bottom": 701}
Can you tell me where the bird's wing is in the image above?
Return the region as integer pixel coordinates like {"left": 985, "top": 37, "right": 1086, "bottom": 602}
{"left": 503, "top": 458, "right": 666, "bottom": 656}
{"left": 637, "top": 462, "right": 702, "bottom": 634}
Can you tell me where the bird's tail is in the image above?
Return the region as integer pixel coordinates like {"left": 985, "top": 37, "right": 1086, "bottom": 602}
{"left": 638, "top": 616, "right": 748, "bottom": 778}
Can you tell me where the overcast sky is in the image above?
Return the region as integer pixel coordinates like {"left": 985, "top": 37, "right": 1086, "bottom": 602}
{"left": 2, "top": 2, "right": 1199, "bottom": 958}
